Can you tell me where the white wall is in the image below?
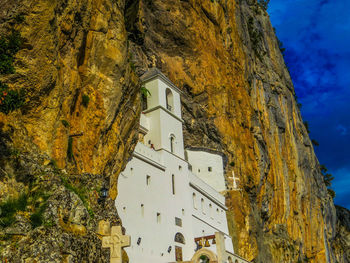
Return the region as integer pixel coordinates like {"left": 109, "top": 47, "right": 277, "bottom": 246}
{"left": 116, "top": 144, "right": 195, "bottom": 262}
{"left": 187, "top": 150, "right": 226, "bottom": 192}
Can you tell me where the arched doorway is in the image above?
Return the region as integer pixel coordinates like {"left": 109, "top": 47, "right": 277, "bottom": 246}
{"left": 191, "top": 248, "right": 218, "bottom": 263}
{"left": 175, "top": 233, "right": 185, "bottom": 261}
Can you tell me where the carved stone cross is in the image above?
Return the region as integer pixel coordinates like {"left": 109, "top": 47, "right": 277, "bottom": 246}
{"left": 230, "top": 171, "right": 240, "bottom": 190}
{"left": 102, "top": 225, "right": 130, "bottom": 263}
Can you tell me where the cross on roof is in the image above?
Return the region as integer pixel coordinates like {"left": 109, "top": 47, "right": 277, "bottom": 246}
{"left": 102, "top": 225, "right": 130, "bottom": 263}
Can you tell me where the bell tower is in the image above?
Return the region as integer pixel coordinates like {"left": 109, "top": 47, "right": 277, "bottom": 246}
{"left": 140, "top": 68, "right": 184, "bottom": 158}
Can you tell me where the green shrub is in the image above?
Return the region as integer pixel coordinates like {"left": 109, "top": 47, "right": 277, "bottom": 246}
{"left": 60, "top": 176, "right": 94, "bottom": 218}
{"left": 0, "top": 81, "right": 25, "bottom": 114}
{"left": 61, "top": 120, "right": 69, "bottom": 128}
{"left": 0, "top": 193, "right": 28, "bottom": 228}
{"left": 82, "top": 94, "right": 90, "bottom": 108}
{"left": 0, "top": 30, "right": 22, "bottom": 75}
{"left": 14, "top": 14, "right": 25, "bottom": 24}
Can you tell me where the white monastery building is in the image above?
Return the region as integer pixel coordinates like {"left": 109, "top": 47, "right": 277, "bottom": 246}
{"left": 115, "top": 69, "right": 250, "bottom": 263}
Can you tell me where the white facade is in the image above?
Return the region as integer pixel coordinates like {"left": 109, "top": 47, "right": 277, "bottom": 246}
{"left": 115, "top": 69, "right": 248, "bottom": 263}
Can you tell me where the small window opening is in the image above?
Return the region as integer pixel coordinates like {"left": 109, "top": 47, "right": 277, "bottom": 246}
{"left": 182, "top": 209, "right": 185, "bottom": 215}
{"left": 208, "top": 167, "right": 212, "bottom": 172}
{"left": 170, "top": 136, "right": 175, "bottom": 153}
{"left": 157, "top": 212, "right": 161, "bottom": 223}
{"left": 192, "top": 193, "right": 196, "bottom": 209}
{"left": 172, "top": 174, "right": 175, "bottom": 195}
{"left": 146, "top": 175, "right": 151, "bottom": 185}
{"left": 201, "top": 198, "right": 205, "bottom": 214}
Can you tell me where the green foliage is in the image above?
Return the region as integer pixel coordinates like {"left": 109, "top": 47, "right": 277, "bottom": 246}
{"left": 258, "top": 0, "right": 270, "bottom": 10}
{"left": 82, "top": 94, "right": 90, "bottom": 108}
{"left": 0, "top": 30, "right": 22, "bottom": 74}
{"left": 0, "top": 81, "right": 25, "bottom": 114}
{"left": 320, "top": 164, "right": 335, "bottom": 198}
{"left": 140, "top": 85, "right": 151, "bottom": 97}
{"left": 67, "top": 136, "right": 74, "bottom": 161}
{"left": 311, "top": 139, "right": 319, "bottom": 146}
{"left": 277, "top": 38, "right": 286, "bottom": 55}
{"left": 61, "top": 120, "right": 70, "bottom": 128}
{"left": 0, "top": 192, "right": 48, "bottom": 229}
{"left": 14, "top": 14, "right": 25, "bottom": 24}
{"left": 60, "top": 176, "right": 94, "bottom": 218}
{"left": 303, "top": 121, "right": 310, "bottom": 134}
{"left": 247, "top": 17, "right": 264, "bottom": 60}
{"left": 0, "top": 193, "right": 28, "bottom": 227}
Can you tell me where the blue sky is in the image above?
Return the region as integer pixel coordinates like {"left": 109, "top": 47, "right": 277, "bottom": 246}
{"left": 268, "top": 0, "right": 350, "bottom": 209}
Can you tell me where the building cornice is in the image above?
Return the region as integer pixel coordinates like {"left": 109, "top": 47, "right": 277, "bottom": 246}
{"left": 143, "top": 105, "right": 184, "bottom": 123}
{"left": 140, "top": 68, "right": 183, "bottom": 95}
{"left": 190, "top": 182, "right": 227, "bottom": 211}
{"left": 133, "top": 151, "right": 166, "bottom": 171}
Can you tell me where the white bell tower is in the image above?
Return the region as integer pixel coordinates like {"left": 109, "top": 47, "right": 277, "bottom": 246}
{"left": 140, "top": 68, "right": 185, "bottom": 158}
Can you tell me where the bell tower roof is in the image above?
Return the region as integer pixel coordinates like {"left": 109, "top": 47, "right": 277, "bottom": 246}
{"left": 140, "top": 68, "right": 183, "bottom": 95}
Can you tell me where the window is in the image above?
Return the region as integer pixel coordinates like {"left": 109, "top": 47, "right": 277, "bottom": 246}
{"left": 208, "top": 166, "right": 212, "bottom": 172}
{"left": 198, "top": 169, "right": 200, "bottom": 173}
{"left": 157, "top": 212, "right": 161, "bottom": 223}
{"left": 146, "top": 175, "right": 151, "bottom": 185}
{"left": 141, "top": 93, "right": 148, "bottom": 111}
{"left": 172, "top": 174, "right": 175, "bottom": 195}
{"left": 193, "top": 193, "right": 197, "bottom": 209}
{"left": 182, "top": 209, "right": 185, "bottom": 215}
{"left": 123, "top": 206, "right": 126, "bottom": 212}
{"left": 201, "top": 198, "right": 205, "bottom": 214}
{"left": 165, "top": 88, "right": 174, "bottom": 111}
{"left": 141, "top": 204, "right": 144, "bottom": 217}
{"left": 170, "top": 135, "right": 175, "bottom": 153}
{"left": 174, "top": 232, "right": 185, "bottom": 244}
{"left": 209, "top": 204, "right": 212, "bottom": 218}
{"left": 175, "top": 217, "right": 182, "bottom": 227}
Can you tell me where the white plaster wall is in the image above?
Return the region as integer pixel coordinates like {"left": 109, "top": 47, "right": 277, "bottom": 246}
{"left": 159, "top": 110, "right": 184, "bottom": 158}
{"left": 144, "top": 78, "right": 182, "bottom": 119}
{"left": 116, "top": 144, "right": 195, "bottom": 262}
{"left": 187, "top": 150, "right": 226, "bottom": 192}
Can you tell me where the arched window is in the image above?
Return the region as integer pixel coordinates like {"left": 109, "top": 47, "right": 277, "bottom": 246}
{"left": 193, "top": 193, "right": 196, "bottom": 209}
{"left": 228, "top": 257, "right": 233, "bottom": 263}
{"left": 165, "top": 88, "right": 174, "bottom": 111}
{"left": 201, "top": 198, "right": 205, "bottom": 213}
{"left": 170, "top": 135, "right": 175, "bottom": 153}
{"left": 174, "top": 232, "right": 185, "bottom": 244}
{"left": 172, "top": 174, "right": 175, "bottom": 195}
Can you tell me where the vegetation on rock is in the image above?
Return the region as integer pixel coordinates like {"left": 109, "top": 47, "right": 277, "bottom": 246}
{"left": 0, "top": 30, "right": 22, "bottom": 74}
{"left": 0, "top": 81, "right": 24, "bottom": 114}
{"left": 81, "top": 94, "right": 90, "bottom": 108}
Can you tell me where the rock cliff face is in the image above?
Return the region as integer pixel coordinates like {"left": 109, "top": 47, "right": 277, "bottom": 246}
{"left": 0, "top": 0, "right": 347, "bottom": 262}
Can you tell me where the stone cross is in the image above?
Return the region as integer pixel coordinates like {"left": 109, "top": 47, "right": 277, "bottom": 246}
{"left": 101, "top": 225, "right": 130, "bottom": 263}
{"left": 230, "top": 171, "right": 240, "bottom": 190}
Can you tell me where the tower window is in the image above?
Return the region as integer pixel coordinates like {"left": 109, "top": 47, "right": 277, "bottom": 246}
{"left": 170, "top": 135, "right": 175, "bottom": 153}
{"left": 146, "top": 175, "right": 151, "bottom": 185}
{"left": 157, "top": 212, "right": 161, "bottom": 223}
{"left": 208, "top": 167, "right": 212, "bottom": 172}
{"left": 141, "top": 93, "right": 148, "bottom": 111}
{"left": 192, "top": 193, "right": 196, "bottom": 209}
{"left": 201, "top": 198, "right": 205, "bottom": 214}
{"left": 165, "top": 88, "right": 174, "bottom": 112}
{"left": 172, "top": 174, "right": 175, "bottom": 195}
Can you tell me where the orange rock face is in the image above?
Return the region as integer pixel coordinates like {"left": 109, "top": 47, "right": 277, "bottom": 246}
{"left": 1, "top": 0, "right": 345, "bottom": 262}
{"left": 126, "top": 0, "right": 338, "bottom": 262}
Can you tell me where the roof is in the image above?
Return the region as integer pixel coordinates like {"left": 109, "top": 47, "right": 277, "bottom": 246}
{"left": 140, "top": 68, "right": 183, "bottom": 95}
